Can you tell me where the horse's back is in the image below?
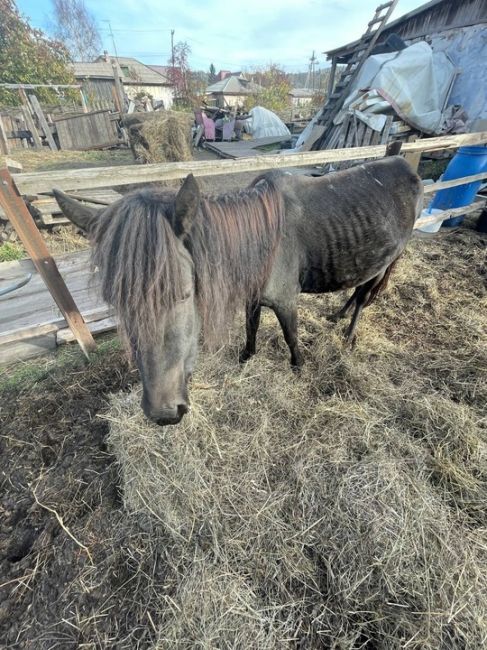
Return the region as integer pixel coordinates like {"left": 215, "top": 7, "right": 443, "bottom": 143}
{"left": 262, "top": 158, "right": 423, "bottom": 297}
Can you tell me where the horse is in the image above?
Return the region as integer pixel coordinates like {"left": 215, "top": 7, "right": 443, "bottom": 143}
{"left": 53, "top": 153, "right": 423, "bottom": 426}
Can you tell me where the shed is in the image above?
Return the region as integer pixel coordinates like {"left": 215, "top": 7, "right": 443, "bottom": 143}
{"left": 73, "top": 55, "right": 176, "bottom": 110}
{"left": 325, "top": 0, "right": 487, "bottom": 127}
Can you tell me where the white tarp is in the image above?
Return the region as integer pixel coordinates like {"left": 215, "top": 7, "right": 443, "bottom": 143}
{"left": 249, "top": 106, "right": 291, "bottom": 139}
{"left": 339, "top": 41, "right": 457, "bottom": 134}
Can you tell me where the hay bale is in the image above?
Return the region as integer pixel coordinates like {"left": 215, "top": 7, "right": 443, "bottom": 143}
{"left": 125, "top": 111, "right": 193, "bottom": 164}
{"left": 107, "top": 292, "right": 487, "bottom": 648}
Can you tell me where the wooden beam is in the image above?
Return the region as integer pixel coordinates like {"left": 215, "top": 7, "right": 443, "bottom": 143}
{"left": 423, "top": 172, "right": 487, "bottom": 194}
{"left": 414, "top": 200, "right": 485, "bottom": 229}
{"left": 28, "top": 94, "right": 58, "bottom": 151}
{"left": 13, "top": 131, "right": 487, "bottom": 195}
{"left": 0, "top": 169, "right": 96, "bottom": 357}
{"left": 21, "top": 106, "right": 42, "bottom": 149}
{"left": 0, "top": 115, "right": 9, "bottom": 154}
{"left": 112, "top": 60, "right": 125, "bottom": 114}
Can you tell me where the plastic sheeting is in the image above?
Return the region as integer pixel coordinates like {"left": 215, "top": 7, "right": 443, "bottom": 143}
{"left": 339, "top": 41, "right": 457, "bottom": 134}
{"left": 248, "top": 106, "right": 291, "bottom": 139}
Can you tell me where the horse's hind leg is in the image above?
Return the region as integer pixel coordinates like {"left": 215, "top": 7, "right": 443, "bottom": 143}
{"left": 239, "top": 301, "right": 262, "bottom": 363}
{"left": 327, "top": 288, "right": 360, "bottom": 322}
{"left": 272, "top": 303, "right": 303, "bottom": 369}
{"left": 344, "top": 272, "right": 387, "bottom": 344}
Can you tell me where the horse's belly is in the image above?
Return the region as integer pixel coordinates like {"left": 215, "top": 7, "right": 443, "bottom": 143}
{"left": 300, "top": 267, "right": 344, "bottom": 293}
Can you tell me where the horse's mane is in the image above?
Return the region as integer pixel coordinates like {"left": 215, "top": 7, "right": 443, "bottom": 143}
{"left": 90, "top": 177, "right": 284, "bottom": 344}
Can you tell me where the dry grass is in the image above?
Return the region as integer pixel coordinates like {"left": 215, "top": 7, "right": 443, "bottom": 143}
{"left": 104, "top": 226, "right": 487, "bottom": 648}
{"left": 129, "top": 111, "right": 194, "bottom": 164}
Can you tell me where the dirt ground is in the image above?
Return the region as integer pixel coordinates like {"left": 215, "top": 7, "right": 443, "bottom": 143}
{"left": 1, "top": 149, "right": 486, "bottom": 648}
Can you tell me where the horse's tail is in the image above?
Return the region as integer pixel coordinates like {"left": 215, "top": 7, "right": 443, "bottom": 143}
{"left": 364, "top": 256, "right": 401, "bottom": 308}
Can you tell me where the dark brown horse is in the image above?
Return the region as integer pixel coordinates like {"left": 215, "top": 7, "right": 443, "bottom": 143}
{"left": 54, "top": 153, "right": 423, "bottom": 425}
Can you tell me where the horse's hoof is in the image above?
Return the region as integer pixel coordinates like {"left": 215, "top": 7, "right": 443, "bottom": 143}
{"left": 345, "top": 334, "right": 357, "bottom": 350}
{"left": 239, "top": 349, "right": 253, "bottom": 364}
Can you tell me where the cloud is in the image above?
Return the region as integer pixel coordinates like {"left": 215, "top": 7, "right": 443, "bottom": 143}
{"left": 18, "top": 0, "right": 427, "bottom": 71}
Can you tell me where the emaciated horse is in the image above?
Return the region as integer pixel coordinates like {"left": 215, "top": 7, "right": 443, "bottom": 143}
{"left": 54, "top": 153, "right": 423, "bottom": 425}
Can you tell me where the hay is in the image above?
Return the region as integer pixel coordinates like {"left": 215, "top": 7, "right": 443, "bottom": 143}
{"left": 127, "top": 111, "right": 194, "bottom": 164}
{"left": 106, "top": 226, "right": 487, "bottom": 648}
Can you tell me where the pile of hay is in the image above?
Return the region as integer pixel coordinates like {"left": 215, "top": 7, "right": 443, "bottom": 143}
{"left": 125, "top": 111, "right": 194, "bottom": 164}
{"left": 107, "top": 229, "right": 487, "bottom": 648}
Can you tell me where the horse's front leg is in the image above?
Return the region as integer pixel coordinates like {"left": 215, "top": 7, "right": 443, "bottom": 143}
{"left": 272, "top": 303, "right": 303, "bottom": 369}
{"left": 239, "top": 300, "right": 262, "bottom": 363}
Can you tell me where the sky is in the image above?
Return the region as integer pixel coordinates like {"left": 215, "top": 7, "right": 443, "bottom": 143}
{"left": 16, "top": 0, "right": 427, "bottom": 72}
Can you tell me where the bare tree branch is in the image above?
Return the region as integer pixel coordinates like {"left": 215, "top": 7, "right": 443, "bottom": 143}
{"left": 51, "top": 0, "right": 102, "bottom": 62}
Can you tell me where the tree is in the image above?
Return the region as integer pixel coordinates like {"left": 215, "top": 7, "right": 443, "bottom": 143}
{"left": 244, "top": 64, "right": 292, "bottom": 113}
{"left": 51, "top": 0, "right": 101, "bottom": 62}
{"left": 168, "top": 41, "right": 193, "bottom": 105}
{"left": 0, "top": 0, "right": 74, "bottom": 106}
{"left": 208, "top": 63, "right": 216, "bottom": 84}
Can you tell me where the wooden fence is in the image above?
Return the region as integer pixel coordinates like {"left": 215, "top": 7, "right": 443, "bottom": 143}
{"left": 1, "top": 130, "right": 486, "bottom": 362}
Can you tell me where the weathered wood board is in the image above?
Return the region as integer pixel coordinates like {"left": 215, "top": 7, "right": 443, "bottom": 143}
{"left": 55, "top": 109, "right": 119, "bottom": 151}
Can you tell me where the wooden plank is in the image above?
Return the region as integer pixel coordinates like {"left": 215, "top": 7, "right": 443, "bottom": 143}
{"left": 362, "top": 126, "right": 373, "bottom": 147}
{"left": 414, "top": 200, "right": 485, "bottom": 229}
{"left": 380, "top": 115, "right": 393, "bottom": 144}
{"left": 336, "top": 115, "right": 351, "bottom": 150}
{"left": 0, "top": 331, "right": 57, "bottom": 364}
{"left": 13, "top": 131, "right": 487, "bottom": 195}
{"left": 0, "top": 169, "right": 95, "bottom": 356}
{"left": 0, "top": 115, "right": 9, "bottom": 154}
{"left": 21, "top": 106, "right": 42, "bottom": 150}
{"left": 28, "top": 95, "right": 58, "bottom": 151}
{"left": 423, "top": 172, "right": 487, "bottom": 194}
{"left": 57, "top": 316, "right": 116, "bottom": 344}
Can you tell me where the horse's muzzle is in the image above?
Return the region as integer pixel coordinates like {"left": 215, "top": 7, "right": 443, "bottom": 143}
{"left": 144, "top": 402, "right": 189, "bottom": 427}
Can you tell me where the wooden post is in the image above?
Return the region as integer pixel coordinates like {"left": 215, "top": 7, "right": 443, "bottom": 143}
{"left": 0, "top": 115, "right": 9, "bottom": 154}
{"left": 79, "top": 88, "right": 88, "bottom": 113}
{"left": 404, "top": 135, "right": 422, "bottom": 172}
{"left": 21, "top": 106, "right": 42, "bottom": 149}
{"left": 111, "top": 59, "right": 125, "bottom": 113}
{"left": 327, "top": 57, "right": 337, "bottom": 99}
{"left": 0, "top": 169, "right": 96, "bottom": 357}
{"left": 28, "top": 94, "right": 58, "bottom": 151}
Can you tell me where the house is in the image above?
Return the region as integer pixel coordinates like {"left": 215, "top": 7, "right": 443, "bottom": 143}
{"left": 325, "top": 0, "right": 487, "bottom": 128}
{"left": 205, "top": 75, "right": 262, "bottom": 108}
{"left": 288, "top": 88, "right": 318, "bottom": 108}
{"left": 72, "top": 54, "right": 176, "bottom": 110}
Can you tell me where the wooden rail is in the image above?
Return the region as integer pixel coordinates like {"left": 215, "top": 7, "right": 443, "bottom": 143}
{"left": 14, "top": 131, "right": 487, "bottom": 195}
{"left": 2, "top": 130, "right": 486, "bottom": 363}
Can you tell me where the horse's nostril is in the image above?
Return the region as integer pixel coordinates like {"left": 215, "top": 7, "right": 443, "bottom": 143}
{"left": 177, "top": 403, "right": 189, "bottom": 417}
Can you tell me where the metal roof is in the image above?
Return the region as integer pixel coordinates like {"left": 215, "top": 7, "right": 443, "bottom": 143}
{"left": 206, "top": 75, "right": 262, "bottom": 95}
{"left": 73, "top": 57, "right": 173, "bottom": 85}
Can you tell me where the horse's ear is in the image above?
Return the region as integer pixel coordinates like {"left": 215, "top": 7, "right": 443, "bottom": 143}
{"left": 174, "top": 174, "right": 200, "bottom": 238}
{"left": 52, "top": 189, "right": 100, "bottom": 235}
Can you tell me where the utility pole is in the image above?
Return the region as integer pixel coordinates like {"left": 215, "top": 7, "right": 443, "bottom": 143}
{"left": 305, "top": 51, "right": 318, "bottom": 91}
{"left": 103, "top": 20, "right": 119, "bottom": 61}
{"left": 171, "top": 29, "right": 175, "bottom": 87}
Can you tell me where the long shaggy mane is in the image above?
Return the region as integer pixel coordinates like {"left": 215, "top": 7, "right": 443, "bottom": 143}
{"left": 90, "top": 178, "right": 284, "bottom": 344}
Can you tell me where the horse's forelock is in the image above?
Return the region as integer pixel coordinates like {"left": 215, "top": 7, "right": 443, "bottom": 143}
{"left": 91, "top": 190, "right": 185, "bottom": 345}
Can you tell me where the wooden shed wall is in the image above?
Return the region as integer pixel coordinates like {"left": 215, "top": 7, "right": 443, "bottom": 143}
{"left": 55, "top": 110, "right": 119, "bottom": 150}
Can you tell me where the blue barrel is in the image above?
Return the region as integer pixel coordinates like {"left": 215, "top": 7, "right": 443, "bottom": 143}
{"left": 429, "top": 145, "right": 487, "bottom": 227}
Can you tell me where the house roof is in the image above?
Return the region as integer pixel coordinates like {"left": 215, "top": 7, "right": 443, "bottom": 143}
{"left": 73, "top": 57, "right": 173, "bottom": 86}
{"left": 206, "top": 75, "right": 261, "bottom": 95}
{"left": 325, "top": 0, "right": 487, "bottom": 61}
{"left": 289, "top": 88, "right": 316, "bottom": 98}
